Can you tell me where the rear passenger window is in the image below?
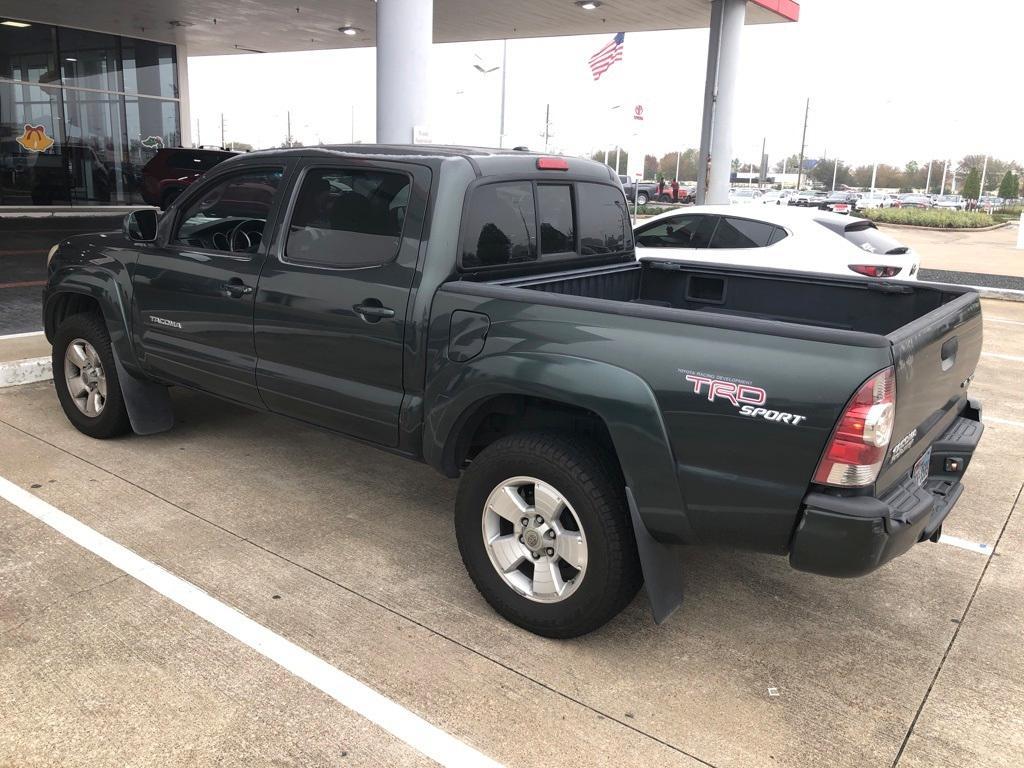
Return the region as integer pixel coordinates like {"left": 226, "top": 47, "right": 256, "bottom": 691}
{"left": 576, "top": 182, "right": 631, "bottom": 255}
{"left": 461, "top": 182, "right": 537, "bottom": 268}
{"left": 538, "top": 184, "right": 575, "bottom": 255}
{"left": 710, "top": 217, "right": 777, "bottom": 249}
{"left": 285, "top": 167, "right": 411, "bottom": 268}
{"left": 768, "top": 226, "right": 788, "bottom": 245}
{"left": 634, "top": 214, "right": 716, "bottom": 249}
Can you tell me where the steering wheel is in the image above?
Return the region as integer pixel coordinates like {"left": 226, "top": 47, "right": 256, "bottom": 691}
{"left": 228, "top": 219, "right": 264, "bottom": 253}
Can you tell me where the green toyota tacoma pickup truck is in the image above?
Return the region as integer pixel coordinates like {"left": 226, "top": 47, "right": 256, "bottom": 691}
{"left": 43, "top": 146, "right": 984, "bottom": 637}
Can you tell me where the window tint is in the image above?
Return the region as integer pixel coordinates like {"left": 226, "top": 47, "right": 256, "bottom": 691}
{"left": 285, "top": 167, "right": 411, "bottom": 268}
{"left": 173, "top": 169, "right": 283, "bottom": 253}
{"left": 461, "top": 182, "right": 537, "bottom": 268}
{"left": 538, "top": 184, "right": 575, "bottom": 255}
{"left": 710, "top": 217, "right": 776, "bottom": 249}
{"left": 842, "top": 221, "right": 906, "bottom": 255}
{"left": 635, "top": 214, "right": 716, "bottom": 249}
{"left": 768, "top": 226, "right": 788, "bottom": 245}
{"left": 577, "top": 182, "right": 631, "bottom": 255}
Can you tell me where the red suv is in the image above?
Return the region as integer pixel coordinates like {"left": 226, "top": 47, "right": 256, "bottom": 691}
{"left": 140, "top": 148, "right": 238, "bottom": 209}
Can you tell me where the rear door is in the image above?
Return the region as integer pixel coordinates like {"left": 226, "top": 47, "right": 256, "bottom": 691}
{"left": 253, "top": 158, "right": 430, "bottom": 447}
{"left": 875, "top": 293, "right": 984, "bottom": 493}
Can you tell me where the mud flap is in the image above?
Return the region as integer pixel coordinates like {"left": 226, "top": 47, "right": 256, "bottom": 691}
{"left": 626, "top": 487, "right": 685, "bottom": 624}
{"left": 112, "top": 350, "right": 174, "bottom": 435}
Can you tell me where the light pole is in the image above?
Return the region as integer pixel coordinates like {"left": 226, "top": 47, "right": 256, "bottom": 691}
{"left": 870, "top": 161, "right": 877, "bottom": 197}
{"left": 499, "top": 40, "right": 507, "bottom": 147}
{"left": 925, "top": 160, "right": 932, "bottom": 194}
{"left": 979, "top": 155, "right": 989, "bottom": 200}
{"left": 832, "top": 159, "right": 838, "bottom": 191}
{"left": 940, "top": 159, "right": 948, "bottom": 195}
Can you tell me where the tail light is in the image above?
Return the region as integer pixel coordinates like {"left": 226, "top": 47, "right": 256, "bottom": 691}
{"left": 849, "top": 264, "right": 902, "bottom": 278}
{"left": 813, "top": 367, "right": 896, "bottom": 487}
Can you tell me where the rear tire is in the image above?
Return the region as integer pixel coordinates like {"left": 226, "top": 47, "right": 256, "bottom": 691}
{"left": 636, "top": 192, "right": 649, "bottom": 206}
{"left": 52, "top": 313, "right": 132, "bottom": 439}
{"left": 455, "top": 432, "right": 642, "bottom": 638}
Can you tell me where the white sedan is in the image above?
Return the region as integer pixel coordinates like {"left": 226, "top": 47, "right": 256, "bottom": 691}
{"left": 633, "top": 205, "right": 921, "bottom": 280}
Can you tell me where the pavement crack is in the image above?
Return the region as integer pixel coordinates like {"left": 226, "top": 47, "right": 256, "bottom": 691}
{"left": 0, "top": 417, "right": 719, "bottom": 767}
{"left": 890, "top": 480, "right": 1024, "bottom": 768}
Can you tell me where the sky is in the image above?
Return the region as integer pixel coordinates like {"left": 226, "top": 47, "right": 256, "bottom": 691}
{"left": 188, "top": 0, "right": 1022, "bottom": 168}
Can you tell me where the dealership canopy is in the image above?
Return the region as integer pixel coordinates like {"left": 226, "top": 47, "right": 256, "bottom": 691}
{"left": 0, "top": 0, "right": 798, "bottom": 206}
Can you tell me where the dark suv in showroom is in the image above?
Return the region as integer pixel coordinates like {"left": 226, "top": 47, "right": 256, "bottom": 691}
{"left": 140, "top": 147, "right": 238, "bottom": 209}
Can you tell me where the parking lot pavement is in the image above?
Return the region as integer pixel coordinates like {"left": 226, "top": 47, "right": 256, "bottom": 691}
{"left": 882, "top": 223, "right": 1024, "bottom": 280}
{"left": 1, "top": 299, "right": 1022, "bottom": 768}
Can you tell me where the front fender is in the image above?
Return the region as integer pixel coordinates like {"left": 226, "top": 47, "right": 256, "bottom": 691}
{"left": 45, "top": 259, "right": 139, "bottom": 375}
{"left": 424, "top": 352, "right": 694, "bottom": 544}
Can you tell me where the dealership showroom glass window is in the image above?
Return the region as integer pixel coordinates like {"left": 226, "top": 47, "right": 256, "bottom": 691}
{"left": 0, "top": 19, "right": 181, "bottom": 205}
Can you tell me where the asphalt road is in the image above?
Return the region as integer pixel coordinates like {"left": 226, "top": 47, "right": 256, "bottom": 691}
{"left": 919, "top": 268, "right": 1024, "bottom": 292}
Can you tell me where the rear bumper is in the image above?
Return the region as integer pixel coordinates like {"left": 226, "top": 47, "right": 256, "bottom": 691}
{"left": 789, "top": 400, "right": 984, "bottom": 578}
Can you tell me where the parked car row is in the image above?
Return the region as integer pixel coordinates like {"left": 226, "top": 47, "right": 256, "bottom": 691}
{"left": 617, "top": 175, "right": 696, "bottom": 205}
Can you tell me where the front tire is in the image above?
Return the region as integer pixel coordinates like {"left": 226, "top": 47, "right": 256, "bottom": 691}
{"left": 636, "top": 192, "right": 649, "bottom": 205}
{"left": 52, "top": 313, "right": 132, "bottom": 439}
{"left": 455, "top": 432, "right": 642, "bottom": 638}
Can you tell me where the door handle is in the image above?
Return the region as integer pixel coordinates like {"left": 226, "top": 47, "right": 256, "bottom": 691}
{"left": 222, "top": 279, "right": 253, "bottom": 298}
{"left": 353, "top": 300, "right": 395, "bottom": 322}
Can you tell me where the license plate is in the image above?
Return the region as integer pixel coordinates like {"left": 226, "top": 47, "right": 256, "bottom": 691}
{"left": 912, "top": 448, "right": 932, "bottom": 487}
{"left": 834, "top": 204, "right": 849, "bottom": 212}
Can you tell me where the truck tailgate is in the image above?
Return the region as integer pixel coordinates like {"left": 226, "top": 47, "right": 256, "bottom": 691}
{"left": 876, "top": 291, "right": 983, "bottom": 493}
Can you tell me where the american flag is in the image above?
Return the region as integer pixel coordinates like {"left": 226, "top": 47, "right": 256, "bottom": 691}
{"left": 588, "top": 32, "right": 624, "bottom": 80}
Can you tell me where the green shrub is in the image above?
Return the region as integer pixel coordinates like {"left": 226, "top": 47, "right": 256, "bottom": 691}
{"left": 861, "top": 208, "right": 996, "bottom": 229}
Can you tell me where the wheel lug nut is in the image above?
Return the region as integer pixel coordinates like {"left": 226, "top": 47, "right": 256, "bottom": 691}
{"left": 535, "top": 515, "right": 543, "bottom": 525}
{"left": 518, "top": 535, "right": 524, "bottom": 543}
{"left": 545, "top": 530, "right": 555, "bottom": 539}
{"left": 545, "top": 547, "right": 554, "bottom": 556}
{"left": 521, "top": 517, "right": 529, "bottom": 526}
{"left": 531, "top": 552, "right": 540, "bottom": 560}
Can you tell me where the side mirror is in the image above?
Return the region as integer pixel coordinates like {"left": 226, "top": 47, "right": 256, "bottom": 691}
{"left": 125, "top": 209, "right": 159, "bottom": 242}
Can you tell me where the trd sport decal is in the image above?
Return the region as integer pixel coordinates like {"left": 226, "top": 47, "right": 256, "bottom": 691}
{"left": 679, "top": 369, "right": 807, "bottom": 426}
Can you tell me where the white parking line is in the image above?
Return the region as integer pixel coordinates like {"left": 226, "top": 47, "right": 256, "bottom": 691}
{"left": 938, "top": 534, "right": 992, "bottom": 556}
{"left": 983, "top": 352, "right": 1024, "bottom": 363}
{"left": 0, "top": 330, "right": 45, "bottom": 340}
{"left": 988, "top": 317, "right": 1024, "bottom": 327}
{"left": 0, "top": 475, "right": 502, "bottom": 768}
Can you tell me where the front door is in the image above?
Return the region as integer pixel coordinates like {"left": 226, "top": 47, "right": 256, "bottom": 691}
{"left": 254, "top": 160, "right": 429, "bottom": 447}
{"left": 132, "top": 164, "right": 289, "bottom": 407}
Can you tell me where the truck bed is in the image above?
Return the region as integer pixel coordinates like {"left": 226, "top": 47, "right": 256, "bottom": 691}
{"left": 490, "top": 259, "right": 970, "bottom": 339}
{"left": 445, "top": 257, "right": 982, "bottom": 506}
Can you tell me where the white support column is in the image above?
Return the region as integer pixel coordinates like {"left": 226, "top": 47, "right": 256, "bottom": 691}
{"left": 376, "top": 0, "right": 432, "bottom": 144}
{"left": 175, "top": 41, "right": 192, "bottom": 147}
{"left": 696, "top": 0, "right": 746, "bottom": 205}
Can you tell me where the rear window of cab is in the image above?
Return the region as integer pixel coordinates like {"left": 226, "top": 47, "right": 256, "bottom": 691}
{"left": 460, "top": 180, "right": 632, "bottom": 269}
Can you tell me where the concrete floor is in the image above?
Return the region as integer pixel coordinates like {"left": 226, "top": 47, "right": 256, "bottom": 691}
{"left": 1, "top": 300, "right": 1022, "bottom": 768}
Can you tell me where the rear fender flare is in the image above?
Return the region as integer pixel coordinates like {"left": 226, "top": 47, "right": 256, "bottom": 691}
{"left": 425, "top": 353, "right": 694, "bottom": 544}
